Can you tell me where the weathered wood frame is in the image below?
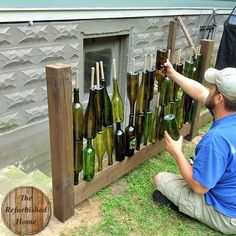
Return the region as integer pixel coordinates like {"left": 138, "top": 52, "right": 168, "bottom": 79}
{"left": 46, "top": 38, "right": 214, "bottom": 222}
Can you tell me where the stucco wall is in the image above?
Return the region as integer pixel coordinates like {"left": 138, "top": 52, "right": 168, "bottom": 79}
{"left": 0, "top": 14, "right": 228, "bottom": 174}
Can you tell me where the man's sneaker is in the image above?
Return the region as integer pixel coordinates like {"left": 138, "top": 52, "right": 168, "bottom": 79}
{"left": 152, "top": 190, "right": 179, "bottom": 211}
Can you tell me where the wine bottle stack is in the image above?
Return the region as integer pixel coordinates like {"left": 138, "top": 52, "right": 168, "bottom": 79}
{"left": 72, "top": 45, "right": 202, "bottom": 183}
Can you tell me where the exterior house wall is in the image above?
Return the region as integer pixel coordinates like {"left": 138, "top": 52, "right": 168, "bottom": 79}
{"left": 0, "top": 14, "right": 228, "bottom": 174}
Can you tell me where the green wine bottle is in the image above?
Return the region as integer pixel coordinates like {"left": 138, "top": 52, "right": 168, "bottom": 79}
{"left": 158, "top": 106, "right": 165, "bottom": 140}
{"left": 74, "top": 140, "right": 83, "bottom": 185}
{"left": 100, "top": 61, "right": 113, "bottom": 126}
{"left": 112, "top": 59, "right": 124, "bottom": 123}
{"left": 173, "top": 49, "right": 183, "bottom": 101}
{"left": 193, "top": 45, "right": 203, "bottom": 82}
{"left": 104, "top": 125, "right": 114, "bottom": 165}
{"left": 73, "top": 71, "right": 84, "bottom": 185}
{"left": 83, "top": 139, "right": 95, "bottom": 181}
{"left": 127, "top": 59, "right": 139, "bottom": 114}
{"left": 183, "top": 48, "right": 195, "bottom": 123}
{"left": 135, "top": 113, "right": 145, "bottom": 150}
{"left": 145, "top": 54, "right": 155, "bottom": 110}
{"left": 159, "top": 50, "right": 171, "bottom": 106}
{"left": 149, "top": 93, "right": 161, "bottom": 143}
{"left": 94, "top": 131, "right": 105, "bottom": 172}
{"left": 114, "top": 122, "right": 125, "bottom": 161}
{"left": 94, "top": 62, "right": 104, "bottom": 132}
{"left": 164, "top": 114, "right": 180, "bottom": 141}
{"left": 143, "top": 110, "right": 152, "bottom": 145}
{"left": 143, "top": 54, "right": 155, "bottom": 145}
{"left": 83, "top": 67, "right": 96, "bottom": 181}
{"left": 136, "top": 54, "right": 148, "bottom": 114}
{"left": 125, "top": 114, "right": 136, "bottom": 157}
{"left": 84, "top": 68, "right": 97, "bottom": 139}
{"left": 135, "top": 54, "right": 148, "bottom": 149}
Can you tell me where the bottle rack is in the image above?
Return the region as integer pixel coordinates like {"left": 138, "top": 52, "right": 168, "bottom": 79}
{"left": 46, "top": 39, "right": 214, "bottom": 222}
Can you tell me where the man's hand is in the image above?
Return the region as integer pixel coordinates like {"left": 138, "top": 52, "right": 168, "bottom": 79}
{"left": 164, "top": 131, "right": 183, "bottom": 159}
{"left": 164, "top": 59, "right": 176, "bottom": 78}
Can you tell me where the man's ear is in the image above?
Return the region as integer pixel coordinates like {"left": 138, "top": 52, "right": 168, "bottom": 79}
{"left": 216, "top": 93, "right": 224, "bottom": 104}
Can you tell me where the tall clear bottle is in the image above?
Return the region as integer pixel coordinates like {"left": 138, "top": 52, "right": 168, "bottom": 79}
{"left": 112, "top": 59, "right": 125, "bottom": 161}
{"left": 73, "top": 70, "right": 83, "bottom": 185}
{"left": 83, "top": 67, "right": 96, "bottom": 181}
{"left": 100, "top": 61, "right": 114, "bottom": 165}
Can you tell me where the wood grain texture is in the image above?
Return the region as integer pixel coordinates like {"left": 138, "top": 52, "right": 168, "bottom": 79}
{"left": 46, "top": 64, "right": 74, "bottom": 222}
{"left": 74, "top": 123, "right": 191, "bottom": 205}
{"left": 1, "top": 186, "right": 51, "bottom": 235}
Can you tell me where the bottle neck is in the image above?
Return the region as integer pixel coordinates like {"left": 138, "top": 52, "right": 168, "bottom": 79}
{"left": 74, "top": 88, "right": 80, "bottom": 103}
{"left": 116, "top": 122, "right": 121, "bottom": 130}
{"left": 113, "top": 78, "right": 119, "bottom": 94}
{"left": 128, "top": 114, "right": 134, "bottom": 126}
{"left": 101, "top": 79, "right": 106, "bottom": 87}
{"left": 87, "top": 139, "right": 92, "bottom": 147}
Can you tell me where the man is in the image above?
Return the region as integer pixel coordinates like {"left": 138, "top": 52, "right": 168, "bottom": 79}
{"left": 153, "top": 60, "right": 236, "bottom": 234}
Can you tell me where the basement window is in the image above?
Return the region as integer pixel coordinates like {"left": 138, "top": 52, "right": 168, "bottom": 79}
{"left": 83, "top": 36, "right": 121, "bottom": 97}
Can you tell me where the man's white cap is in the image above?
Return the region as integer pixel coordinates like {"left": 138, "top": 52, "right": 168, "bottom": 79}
{"left": 204, "top": 67, "right": 236, "bottom": 101}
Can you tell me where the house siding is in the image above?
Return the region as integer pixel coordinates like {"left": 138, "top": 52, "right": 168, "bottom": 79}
{"left": 0, "top": 14, "right": 228, "bottom": 174}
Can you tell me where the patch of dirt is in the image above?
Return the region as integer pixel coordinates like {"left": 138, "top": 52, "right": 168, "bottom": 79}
{"left": 39, "top": 197, "right": 102, "bottom": 236}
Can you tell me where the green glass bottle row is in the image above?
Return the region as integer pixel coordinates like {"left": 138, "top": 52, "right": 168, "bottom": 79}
{"left": 72, "top": 45, "right": 203, "bottom": 183}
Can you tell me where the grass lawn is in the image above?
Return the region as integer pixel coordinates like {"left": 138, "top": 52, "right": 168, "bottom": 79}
{"left": 67, "top": 122, "right": 224, "bottom": 236}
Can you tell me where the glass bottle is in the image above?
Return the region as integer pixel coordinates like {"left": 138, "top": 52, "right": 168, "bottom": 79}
{"left": 94, "top": 62, "right": 104, "bottom": 132}
{"left": 173, "top": 49, "right": 183, "bottom": 101}
{"left": 149, "top": 93, "right": 161, "bottom": 143}
{"left": 112, "top": 59, "right": 124, "bottom": 123}
{"left": 105, "top": 125, "right": 114, "bottom": 165}
{"left": 135, "top": 113, "right": 145, "bottom": 150}
{"left": 100, "top": 61, "right": 114, "bottom": 166}
{"left": 100, "top": 61, "right": 113, "bottom": 126}
{"left": 164, "top": 114, "right": 180, "bottom": 141}
{"left": 114, "top": 122, "right": 125, "bottom": 161}
{"left": 83, "top": 67, "right": 96, "bottom": 181}
{"left": 155, "top": 49, "right": 166, "bottom": 91}
{"left": 125, "top": 114, "right": 136, "bottom": 157}
{"left": 83, "top": 139, "right": 95, "bottom": 181}
{"left": 127, "top": 60, "right": 139, "bottom": 114}
{"left": 112, "top": 59, "right": 125, "bottom": 161}
{"left": 73, "top": 74, "right": 84, "bottom": 185}
{"left": 94, "top": 131, "right": 105, "bottom": 172}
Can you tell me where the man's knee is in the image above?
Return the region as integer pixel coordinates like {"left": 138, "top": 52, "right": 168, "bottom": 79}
{"left": 153, "top": 172, "right": 165, "bottom": 186}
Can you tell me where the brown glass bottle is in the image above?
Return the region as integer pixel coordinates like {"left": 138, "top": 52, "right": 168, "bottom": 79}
{"left": 73, "top": 86, "right": 83, "bottom": 185}
{"left": 127, "top": 71, "right": 139, "bottom": 114}
{"left": 114, "top": 122, "right": 125, "bottom": 161}
{"left": 125, "top": 114, "right": 136, "bottom": 157}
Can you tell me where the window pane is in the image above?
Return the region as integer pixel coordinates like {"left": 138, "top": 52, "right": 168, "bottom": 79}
{"left": 84, "top": 48, "right": 112, "bottom": 93}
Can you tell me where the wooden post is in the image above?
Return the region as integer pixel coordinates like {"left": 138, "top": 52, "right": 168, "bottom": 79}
{"left": 186, "top": 39, "right": 214, "bottom": 141}
{"left": 167, "top": 20, "right": 178, "bottom": 62}
{"left": 45, "top": 64, "right": 74, "bottom": 222}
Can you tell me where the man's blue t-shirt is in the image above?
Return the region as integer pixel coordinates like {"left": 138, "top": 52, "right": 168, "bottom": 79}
{"left": 192, "top": 113, "right": 236, "bottom": 218}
